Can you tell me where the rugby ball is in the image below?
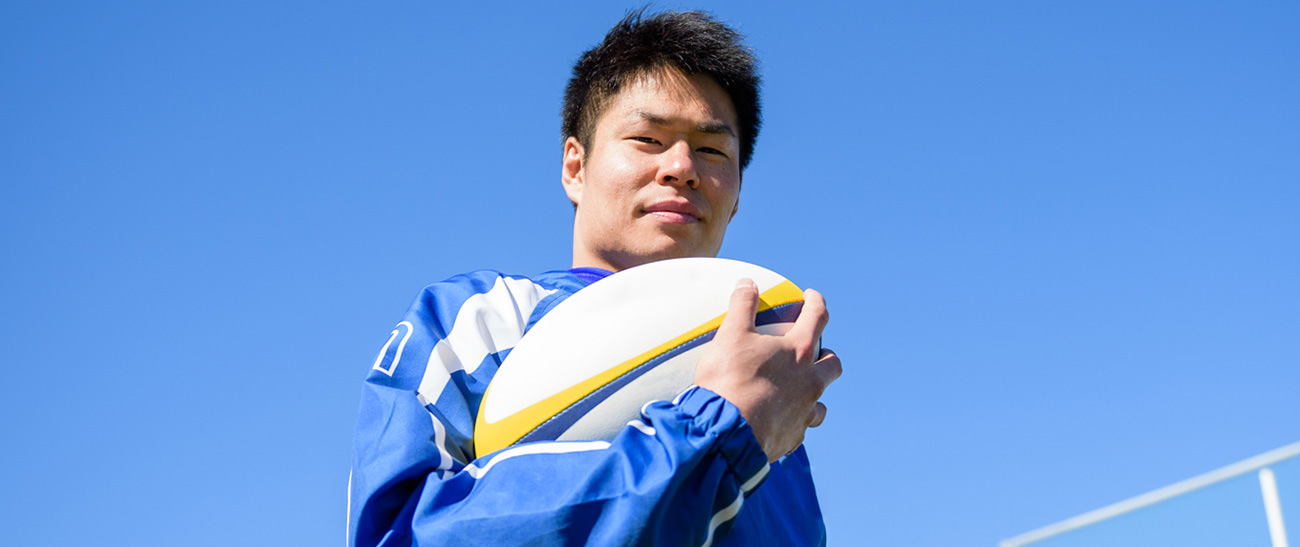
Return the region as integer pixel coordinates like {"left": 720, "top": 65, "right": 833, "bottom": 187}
{"left": 473, "top": 257, "right": 807, "bottom": 457}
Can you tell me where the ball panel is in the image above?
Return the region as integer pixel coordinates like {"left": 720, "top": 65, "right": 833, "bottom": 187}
{"left": 534, "top": 334, "right": 710, "bottom": 444}
{"left": 473, "top": 259, "right": 807, "bottom": 457}
{"left": 552, "top": 303, "right": 804, "bottom": 444}
{"left": 480, "top": 261, "right": 786, "bottom": 422}
{"left": 475, "top": 306, "right": 724, "bottom": 456}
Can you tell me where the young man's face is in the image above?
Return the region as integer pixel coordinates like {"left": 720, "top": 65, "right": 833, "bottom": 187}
{"left": 563, "top": 68, "right": 742, "bottom": 272}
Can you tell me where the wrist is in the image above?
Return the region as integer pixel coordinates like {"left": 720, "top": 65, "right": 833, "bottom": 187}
{"left": 674, "top": 386, "right": 771, "bottom": 485}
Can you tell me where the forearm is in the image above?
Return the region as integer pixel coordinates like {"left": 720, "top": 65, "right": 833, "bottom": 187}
{"left": 349, "top": 386, "right": 768, "bottom": 546}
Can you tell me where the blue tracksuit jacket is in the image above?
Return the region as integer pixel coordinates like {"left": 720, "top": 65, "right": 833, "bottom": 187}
{"left": 348, "top": 268, "right": 825, "bottom": 546}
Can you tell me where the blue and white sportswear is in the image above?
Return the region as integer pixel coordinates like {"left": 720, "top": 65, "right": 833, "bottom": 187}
{"left": 348, "top": 268, "right": 826, "bottom": 546}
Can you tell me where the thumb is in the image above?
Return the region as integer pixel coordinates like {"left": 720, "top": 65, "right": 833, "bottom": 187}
{"left": 718, "top": 278, "right": 760, "bottom": 336}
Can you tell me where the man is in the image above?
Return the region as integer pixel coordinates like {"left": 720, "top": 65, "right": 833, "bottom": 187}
{"left": 349, "top": 10, "right": 841, "bottom": 546}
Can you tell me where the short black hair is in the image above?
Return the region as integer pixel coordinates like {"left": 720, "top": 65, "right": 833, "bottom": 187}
{"left": 562, "top": 9, "right": 762, "bottom": 170}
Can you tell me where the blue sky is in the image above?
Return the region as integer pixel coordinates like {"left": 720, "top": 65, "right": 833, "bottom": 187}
{"left": 2, "top": 2, "right": 1296, "bottom": 545}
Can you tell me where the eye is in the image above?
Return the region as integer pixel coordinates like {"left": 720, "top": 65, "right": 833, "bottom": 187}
{"left": 631, "top": 136, "right": 660, "bottom": 145}
{"left": 697, "top": 147, "right": 728, "bottom": 158}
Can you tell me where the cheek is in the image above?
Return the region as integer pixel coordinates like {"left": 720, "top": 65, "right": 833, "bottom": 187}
{"left": 616, "top": 156, "right": 658, "bottom": 189}
{"left": 590, "top": 153, "right": 651, "bottom": 196}
{"left": 709, "top": 180, "right": 741, "bottom": 217}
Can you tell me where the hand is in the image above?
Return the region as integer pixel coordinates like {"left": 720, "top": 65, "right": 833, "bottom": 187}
{"left": 694, "top": 279, "right": 843, "bottom": 462}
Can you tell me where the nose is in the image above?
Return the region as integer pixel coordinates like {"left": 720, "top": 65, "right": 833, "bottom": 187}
{"left": 659, "top": 141, "right": 699, "bottom": 189}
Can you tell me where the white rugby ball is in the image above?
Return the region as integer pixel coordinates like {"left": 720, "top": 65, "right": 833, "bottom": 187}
{"left": 473, "top": 257, "right": 807, "bottom": 457}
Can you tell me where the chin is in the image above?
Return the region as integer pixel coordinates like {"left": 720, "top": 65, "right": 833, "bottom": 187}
{"left": 599, "top": 247, "right": 687, "bottom": 272}
{"left": 642, "top": 244, "right": 718, "bottom": 264}
{"left": 594, "top": 231, "right": 723, "bottom": 271}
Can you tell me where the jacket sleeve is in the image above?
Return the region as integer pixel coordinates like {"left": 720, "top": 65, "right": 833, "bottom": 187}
{"left": 347, "top": 272, "right": 771, "bottom": 547}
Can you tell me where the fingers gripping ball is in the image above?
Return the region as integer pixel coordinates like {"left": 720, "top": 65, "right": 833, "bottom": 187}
{"left": 694, "top": 280, "right": 837, "bottom": 461}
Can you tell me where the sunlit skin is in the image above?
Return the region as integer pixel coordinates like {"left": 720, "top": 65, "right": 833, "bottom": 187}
{"left": 562, "top": 68, "right": 741, "bottom": 273}
{"left": 561, "top": 67, "right": 842, "bottom": 462}
{"left": 695, "top": 279, "right": 841, "bottom": 461}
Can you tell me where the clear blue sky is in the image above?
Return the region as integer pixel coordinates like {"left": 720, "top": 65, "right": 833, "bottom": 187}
{"left": 2, "top": 2, "right": 1296, "bottom": 545}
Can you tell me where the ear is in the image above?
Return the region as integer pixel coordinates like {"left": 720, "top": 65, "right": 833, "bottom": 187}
{"left": 561, "top": 137, "right": 585, "bottom": 206}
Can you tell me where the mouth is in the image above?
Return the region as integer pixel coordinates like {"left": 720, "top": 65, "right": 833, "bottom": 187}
{"left": 643, "top": 201, "right": 703, "bottom": 224}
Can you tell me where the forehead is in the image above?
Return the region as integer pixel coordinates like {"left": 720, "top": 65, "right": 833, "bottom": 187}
{"left": 598, "top": 69, "right": 739, "bottom": 132}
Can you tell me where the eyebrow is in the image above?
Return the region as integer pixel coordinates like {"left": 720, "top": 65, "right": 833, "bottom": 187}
{"left": 635, "top": 110, "right": 735, "bottom": 137}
